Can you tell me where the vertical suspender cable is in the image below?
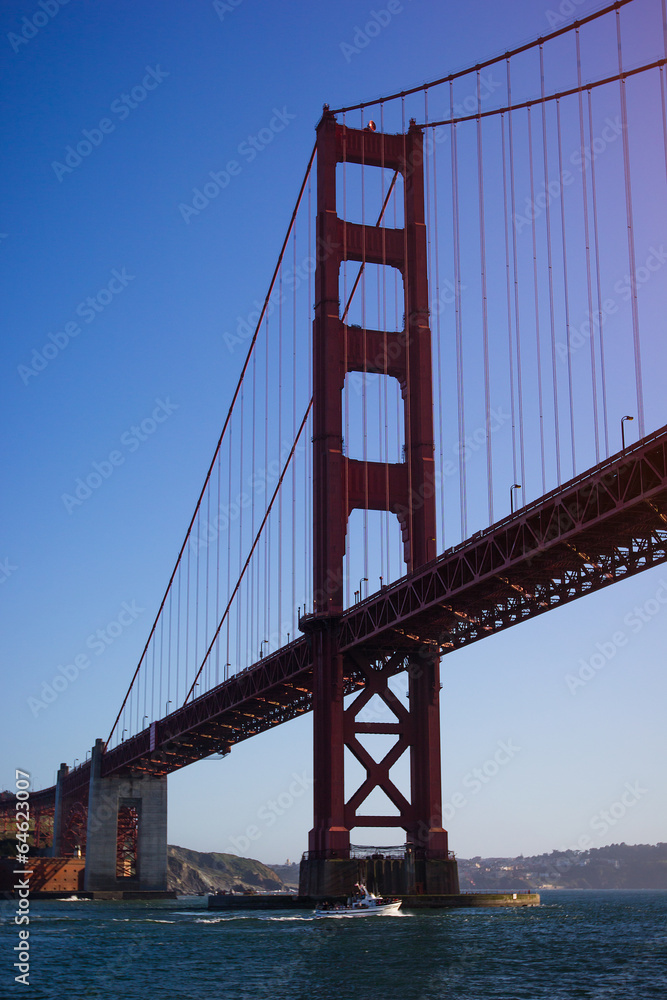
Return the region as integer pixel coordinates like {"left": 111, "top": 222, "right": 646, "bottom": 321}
{"left": 107, "top": 146, "right": 317, "bottom": 742}
{"left": 278, "top": 273, "right": 283, "bottom": 641}
{"left": 185, "top": 537, "right": 190, "bottom": 696}
{"left": 166, "top": 579, "right": 172, "bottom": 712}
{"left": 394, "top": 160, "right": 400, "bottom": 568}
{"left": 292, "top": 227, "right": 297, "bottom": 637}
{"left": 576, "top": 29, "right": 600, "bottom": 463}
{"left": 361, "top": 111, "right": 369, "bottom": 594}
{"left": 184, "top": 401, "right": 313, "bottom": 703}
{"left": 432, "top": 103, "right": 446, "bottom": 546}
{"left": 506, "top": 59, "right": 526, "bottom": 499}
{"left": 237, "top": 388, "right": 245, "bottom": 665}
{"left": 157, "top": 600, "right": 162, "bottom": 718}
{"left": 450, "top": 81, "right": 467, "bottom": 539}
{"left": 617, "top": 8, "right": 645, "bottom": 438}
{"left": 215, "top": 443, "right": 221, "bottom": 685}
{"left": 587, "top": 88, "right": 609, "bottom": 457}
{"left": 540, "top": 44, "right": 562, "bottom": 485}
{"left": 661, "top": 1, "right": 667, "bottom": 182}
{"left": 250, "top": 347, "right": 257, "bottom": 666}
{"left": 342, "top": 113, "right": 351, "bottom": 608}
{"left": 402, "top": 95, "right": 416, "bottom": 557}
{"left": 227, "top": 418, "right": 233, "bottom": 671}
{"left": 194, "top": 514, "right": 200, "bottom": 680}
{"left": 307, "top": 171, "right": 313, "bottom": 611}
{"left": 204, "top": 463, "right": 210, "bottom": 688}
{"left": 290, "top": 229, "right": 298, "bottom": 636}
{"left": 556, "top": 98, "right": 577, "bottom": 476}
{"left": 381, "top": 102, "right": 389, "bottom": 586}
{"left": 501, "top": 112, "right": 518, "bottom": 489}
{"left": 264, "top": 317, "right": 270, "bottom": 649}
{"left": 477, "top": 70, "right": 494, "bottom": 523}
{"left": 661, "top": 66, "right": 667, "bottom": 181}
{"left": 159, "top": 614, "right": 165, "bottom": 724}
{"left": 423, "top": 88, "right": 440, "bottom": 547}
{"left": 152, "top": 589, "right": 157, "bottom": 717}
{"left": 391, "top": 134, "right": 398, "bottom": 583}
{"left": 527, "top": 107, "right": 546, "bottom": 493}
{"left": 176, "top": 564, "right": 182, "bottom": 702}
{"left": 380, "top": 105, "right": 388, "bottom": 583}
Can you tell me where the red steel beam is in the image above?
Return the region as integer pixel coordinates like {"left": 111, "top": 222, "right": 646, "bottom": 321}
{"left": 9, "top": 431, "right": 667, "bottom": 809}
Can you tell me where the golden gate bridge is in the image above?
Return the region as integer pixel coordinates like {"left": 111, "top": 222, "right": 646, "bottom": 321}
{"left": 3, "top": 0, "right": 666, "bottom": 898}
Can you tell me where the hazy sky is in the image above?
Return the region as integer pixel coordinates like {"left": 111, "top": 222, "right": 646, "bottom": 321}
{"left": 1, "top": 0, "right": 665, "bottom": 864}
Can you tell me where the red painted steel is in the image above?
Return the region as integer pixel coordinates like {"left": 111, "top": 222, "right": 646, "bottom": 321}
{"left": 309, "top": 112, "right": 446, "bottom": 858}
{"left": 337, "top": 426, "right": 667, "bottom": 652}
{"left": 1, "top": 427, "right": 666, "bottom": 848}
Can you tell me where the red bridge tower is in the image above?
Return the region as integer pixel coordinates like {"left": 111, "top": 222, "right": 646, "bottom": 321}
{"left": 300, "top": 110, "right": 459, "bottom": 897}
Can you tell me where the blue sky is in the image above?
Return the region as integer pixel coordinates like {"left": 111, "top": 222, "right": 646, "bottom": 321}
{"left": 1, "top": 0, "right": 665, "bottom": 864}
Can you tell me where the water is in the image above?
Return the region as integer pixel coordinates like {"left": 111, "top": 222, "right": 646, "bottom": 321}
{"left": 1, "top": 891, "right": 665, "bottom": 998}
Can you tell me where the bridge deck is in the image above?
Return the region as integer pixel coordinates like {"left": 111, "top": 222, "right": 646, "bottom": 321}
{"left": 86, "top": 425, "right": 667, "bottom": 788}
{"left": 6, "top": 425, "right": 667, "bottom": 805}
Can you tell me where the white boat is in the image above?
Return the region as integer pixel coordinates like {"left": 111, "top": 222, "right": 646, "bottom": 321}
{"left": 314, "top": 883, "right": 402, "bottom": 917}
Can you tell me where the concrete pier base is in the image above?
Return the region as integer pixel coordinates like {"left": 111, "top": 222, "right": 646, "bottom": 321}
{"left": 83, "top": 738, "right": 168, "bottom": 892}
{"left": 50, "top": 762, "right": 69, "bottom": 858}
{"left": 298, "top": 855, "right": 460, "bottom": 899}
{"left": 208, "top": 890, "right": 540, "bottom": 910}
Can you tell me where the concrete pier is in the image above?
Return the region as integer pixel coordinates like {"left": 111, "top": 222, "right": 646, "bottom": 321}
{"left": 299, "top": 854, "right": 460, "bottom": 898}
{"left": 83, "top": 738, "right": 168, "bottom": 892}
{"left": 208, "top": 891, "right": 540, "bottom": 911}
{"left": 50, "top": 762, "right": 69, "bottom": 858}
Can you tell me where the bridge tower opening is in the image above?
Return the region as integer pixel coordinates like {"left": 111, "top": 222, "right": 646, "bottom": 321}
{"left": 300, "top": 109, "right": 459, "bottom": 898}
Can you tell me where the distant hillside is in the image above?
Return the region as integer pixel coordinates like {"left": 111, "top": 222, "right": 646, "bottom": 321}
{"left": 457, "top": 844, "right": 667, "bottom": 891}
{"left": 167, "top": 845, "right": 288, "bottom": 894}
{"left": 266, "top": 863, "right": 300, "bottom": 890}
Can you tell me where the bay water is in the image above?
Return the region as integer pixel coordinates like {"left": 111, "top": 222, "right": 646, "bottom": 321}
{"left": 1, "top": 890, "right": 665, "bottom": 998}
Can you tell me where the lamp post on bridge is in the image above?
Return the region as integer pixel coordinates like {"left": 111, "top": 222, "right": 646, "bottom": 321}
{"left": 621, "top": 415, "right": 634, "bottom": 452}
{"left": 510, "top": 484, "right": 521, "bottom": 515}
